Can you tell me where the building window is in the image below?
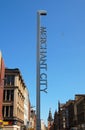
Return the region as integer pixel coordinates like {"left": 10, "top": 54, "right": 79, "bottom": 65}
{"left": 3, "top": 90, "right": 14, "bottom": 101}
{"left": 6, "top": 106, "right": 9, "bottom": 117}
{"left": 77, "top": 112, "right": 84, "bottom": 123}
{"left": 11, "top": 90, "right": 14, "bottom": 101}
{"left": 10, "top": 106, "right": 13, "bottom": 117}
{"left": 4, "top": 75, "right": 15, "bottom": 86}
{"left": 7, "top": 75, "right": 10, "bottom": 85}
{"left": 11, "top": 75, "right": 15, "bottom": 85}
{"left": 3, "top": 106, "right": 13, "bottom": 118}
{"left": 7, "top": 90, "right": 10, "bottom": 101}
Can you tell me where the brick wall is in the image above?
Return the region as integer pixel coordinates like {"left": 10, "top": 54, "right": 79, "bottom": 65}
{"left": 0, "top": 58, "right": 5, "bottom": 120}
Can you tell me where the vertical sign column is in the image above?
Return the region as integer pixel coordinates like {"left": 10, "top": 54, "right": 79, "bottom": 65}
{"left": 36, "top": 10, "right": 47, "bottom": 130}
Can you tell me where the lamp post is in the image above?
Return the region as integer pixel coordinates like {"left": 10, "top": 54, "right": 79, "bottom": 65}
{"left": 36, "top": 10, "right": 47, "bottom": 130}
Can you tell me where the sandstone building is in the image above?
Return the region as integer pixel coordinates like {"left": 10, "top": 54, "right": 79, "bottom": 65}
{"left": 3, "top": 68, "right": 27, "bottom": 130}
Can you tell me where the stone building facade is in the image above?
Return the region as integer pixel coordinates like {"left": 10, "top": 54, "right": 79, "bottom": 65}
{"left": 53, "top": 95, "right": 85, "bottom": 130}
{"left": 3, "top": 68, "right": 26, "bottom": 130}
{"left": 48, "top": 109, "right": 54, "bottom": 130}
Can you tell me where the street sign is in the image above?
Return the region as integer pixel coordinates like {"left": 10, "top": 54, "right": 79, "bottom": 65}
{"left": 3, "top": 121, "right": 9, "bottom": 125}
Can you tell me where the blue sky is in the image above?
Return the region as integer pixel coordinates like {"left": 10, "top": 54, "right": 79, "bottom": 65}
{"left": 1, "top": 0, "right": 85, "bottom": 125}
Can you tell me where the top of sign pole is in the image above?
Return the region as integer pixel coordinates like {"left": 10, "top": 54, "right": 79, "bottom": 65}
{"left": 37, "top": 10, "right": 47, "bottom": 15}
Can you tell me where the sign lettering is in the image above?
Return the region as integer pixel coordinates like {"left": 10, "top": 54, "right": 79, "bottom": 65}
{"left": 40, "top": 27, "right": 47, "bottom": 92}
